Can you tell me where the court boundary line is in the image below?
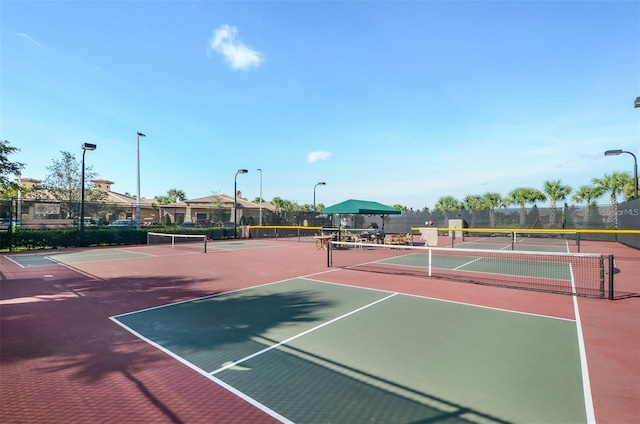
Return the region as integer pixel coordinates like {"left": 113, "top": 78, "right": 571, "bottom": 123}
{"left": 3, "top": 248, "right": 157, "bottom": 268}
{"left": 108, "top": 315, "right": 294, "bottom": 424}
{"left": 110, "top": 275, "right": 586, "bottom": 422}
{"left": 3, "top": 255, "right": 28, "bottom": 268}
{"left": 110, "top": 273, "right": 340, "bottom": 319}
{"left": 570, "top": 263, "right": 596, "bottom": 423}
{"left": 209, "top": 292, "right": 398, "bottom": 376}
{"left": 303, "top": 276, "right": 577, "bottom": 323}
{"left": 45, "top": 248, "right": 156, "bottom": 265}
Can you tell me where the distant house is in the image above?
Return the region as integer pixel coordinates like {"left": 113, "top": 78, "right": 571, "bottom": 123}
{"left": 158, "top": 194, "right": 276, "bottom": 226}
{"left": 10, "top": 177, "right": 156, "bottom": 224}
{"left": 10, "top": 177, "right": 276, "bottom": 226}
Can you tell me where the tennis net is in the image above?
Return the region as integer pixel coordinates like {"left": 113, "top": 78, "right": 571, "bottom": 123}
{"left": 328, "top": 241, "right": 608, "bottom": 298}
{"left": 147, "top": 232, "right": 207, "bottom": 253}
{"left": 456, "top": 229, "right": 579, "bottom": 252}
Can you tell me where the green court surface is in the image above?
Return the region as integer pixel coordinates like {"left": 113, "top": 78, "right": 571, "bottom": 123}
{"left": 112, "top": 278, "right": 588, "bottom": 423}
{"left": 4, "top": 249, "right": 152, "bottom": 268}
{"left": 380, "top": 252, "right": 573, "bottom": 280}
{"left": 454, "top": 242, "right": 570, "bottom": 253}
{"left": 208, "top": 241, "right": 282, "bottom": 250}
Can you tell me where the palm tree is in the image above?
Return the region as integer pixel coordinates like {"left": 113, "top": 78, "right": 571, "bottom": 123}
{"left": 505, "top": 187, "right": 546, "bottom": 227}
{"left": 461, "top": 194, "right": 483, "bottom": 226}
{"left": 481, "top": 192, "right": 503, "bottom": 228}
{"left": 461, "top": 195, "right": 483, "bottom": 210}
{"left": 166, "top": 188, "right": 187, "bottom": 202}
{"left": 543, "top": 180, "right": 571, "bottom": 228}
{"left": 592, "top": 172, "right": 632, "bottom": 227}
{"left": 572, "top": 185, "right": 604, "bottom": 225}
{"left": 434, "top": 196, "right": 460, "bottom": 224}
{"left": 434, "top": 196, "right": 460, "bottom": 211}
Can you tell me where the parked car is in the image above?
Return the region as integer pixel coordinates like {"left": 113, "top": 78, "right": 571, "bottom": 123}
{"left": 108, "top": 219, "right": 140, "bottom": 227}
{"left": 74, "top": 218, "right": 98, "bottom": 226}
{"left": 178, "top": 222, "right": 203, "bottom": 228}
{"left": 0, "top": 218, "right": 21, "bottom": 230}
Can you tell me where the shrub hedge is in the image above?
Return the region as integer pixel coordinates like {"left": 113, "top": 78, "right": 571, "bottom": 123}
{"left": 0, "top": 226, "right": 240, "bottom": 251}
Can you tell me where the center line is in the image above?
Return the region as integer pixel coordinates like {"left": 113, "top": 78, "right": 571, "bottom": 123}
{"left": 210, "top": 292, "right": 398, "bottom": 375}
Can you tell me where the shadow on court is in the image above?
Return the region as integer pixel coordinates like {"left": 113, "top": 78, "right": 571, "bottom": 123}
{"left": 225, "top": 335, "right": 511, "bottom": 424}
{"left": 114, "top": 284, "right": 517, "bottom": 424}
{"left": 0, "top": 273, "right": 227, "bottom": 423}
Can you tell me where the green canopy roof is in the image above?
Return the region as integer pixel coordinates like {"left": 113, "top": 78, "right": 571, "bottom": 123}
{"left": 322, "top": 199, "right": 401, "bottom": 215}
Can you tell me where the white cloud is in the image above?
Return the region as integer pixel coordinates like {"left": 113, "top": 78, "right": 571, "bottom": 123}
{"left": 207, "top": 25, "right": 263, "bottom": 70}
{"left": 16, "top": 33, "right": 43, "bottom": 48}
{"left": 307, "top": 151, "right": 332, "bottom": 163}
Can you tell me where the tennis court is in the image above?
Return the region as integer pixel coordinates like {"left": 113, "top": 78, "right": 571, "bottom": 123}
{"left": 1, "top": 237, "right": 638, "bottom": 423}
{"left": 4, "top": 248, "right": 153, "bottom": 267}
{"left": 112, "top": 277, "right": 588, "bottom": 423}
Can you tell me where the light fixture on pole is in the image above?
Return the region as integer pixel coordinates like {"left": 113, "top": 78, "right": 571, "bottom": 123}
{"left": 604, "top": 149, "right": 638, "bottom": 199}
{"left": 136, "top": 131, "right": 146, "bottom": 225}
{"left": 234, "top": 169, "right": 248, "bottom": 238}
{"left": 313, "top": 182, "right": 326, "bottom": 226}
{"left": 634, "top": 97, "right": 640, "bottom": 108}
{"left": 257, "top": 168, "right": 263, "bottom": 226}
{"left": 80, "top": 143, "right": 97, "bottom": 239}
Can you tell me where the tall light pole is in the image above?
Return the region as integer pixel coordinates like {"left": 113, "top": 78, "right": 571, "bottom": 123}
{"left": 136, "top": 131, "right": 146, "bottom": 225}
{"left": 234, "top": 169, "right": 248, "bottom": 238}
{"left": 313, "top": 182, "right": 326, "bottom": 226}
{"left": 257, "top": 168, "right": 263, "bottom": 226}
{"left": 80, "top": 143, "right": 97, "bottom": 239}
{"left": 604, "top": 149, "right": 638, "bottom": 199}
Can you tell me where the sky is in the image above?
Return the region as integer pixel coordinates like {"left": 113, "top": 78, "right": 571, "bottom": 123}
{"left": 2, "top": 0, "right": 639, "bottom": 210}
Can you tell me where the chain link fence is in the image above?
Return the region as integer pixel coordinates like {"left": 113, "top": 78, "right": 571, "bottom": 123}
{"left": 2, "top": 198, "right": 638, "bottom": 250}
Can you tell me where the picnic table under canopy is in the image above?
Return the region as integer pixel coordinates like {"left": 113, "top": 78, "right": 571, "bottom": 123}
{"left": 321, "top": 199, "right": 400, "bottom": 232}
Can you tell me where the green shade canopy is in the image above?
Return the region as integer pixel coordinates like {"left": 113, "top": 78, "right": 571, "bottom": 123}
{"left": 322, "top": 199, "right": 401, "bottom": 215}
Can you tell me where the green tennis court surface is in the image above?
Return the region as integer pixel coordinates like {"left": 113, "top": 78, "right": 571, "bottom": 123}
{"left": 112, "top": 278, "right": 588, "bottom": 423}
{"left": 454, "top": 242, "right": 570, "bottom": 252}
{"left": 208, "top": 241, "right": 282, "bottom": 250}
{"left": 380, "top": 252, "right": 574, "bottom": 280}
{"left": 4, "top": 249, "right": 152, "bottom": 268}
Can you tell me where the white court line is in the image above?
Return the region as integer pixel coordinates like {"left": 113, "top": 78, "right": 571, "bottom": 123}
{"left": 570, "top": 263, "right": 596, "bottom": 423}
{"left": 209, "top": 292, "right": 398, "bottom": 375}
{"left": 453, "top": 256, "right": 483, "bottom": 270}
{"left": 111, "top": 271, "right": 342, "bottom": 319}
{"left": 303, "top": 277, "right": 576, "bottom": 322}
{"left": 109, "top": 316, "right": 294, "bottom": 424}
{"left": 3, "top": 255, "right": 32, "bottom": 268}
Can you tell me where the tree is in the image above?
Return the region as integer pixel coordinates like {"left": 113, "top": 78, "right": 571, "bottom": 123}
{"left": 0, "top": 140, "right": 25, "bottom": 194}
{"left": 461, "top": 195, "right": 483, "bottom": 226}
{"left": 481, "top": 192, "right": 503, "bottom": 228}
{"left": 592, "top": 172, "right": 632, "bottom": 227}
{"left": 505, "top": 187, "right": 546, "bottom": 227}
{"left": 155, "top": 188, "right": 187, "bottom": 205}
{"left": 434, "top": 196, "right": 460, "bottom": 212}
{"left": 543, "top": 180, "right": 572, "bottom": 228}
{"left": 43, "top": 151, "right": 105, "bottom": 218}
{"left": 572, "top": 185, "right": 604, "bottom": 225}
{"left": 434, "top": 196, "right": 460, "bottom": 223}
{"left": 461, "top": 195, "right": 482, "bottom": 210}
